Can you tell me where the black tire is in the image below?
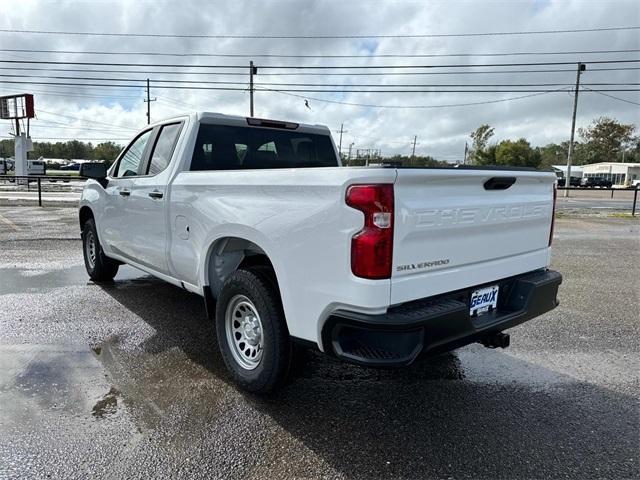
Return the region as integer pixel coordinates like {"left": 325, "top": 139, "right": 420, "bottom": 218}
{"left": 82, "top": 218, "right": 119, "bottom": 281}
{"left": 215, "top": 267, "right": 291, "bottom": 393}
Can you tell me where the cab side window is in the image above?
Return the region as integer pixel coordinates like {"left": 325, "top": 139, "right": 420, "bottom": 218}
{"left": 147, "top": 123, "right": 182, "bottom": 176}
{"left": 114, "top": 129, "right": 152, "bottom": 178}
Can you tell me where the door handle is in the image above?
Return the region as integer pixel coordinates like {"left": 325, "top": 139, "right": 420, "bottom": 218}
{"left": 484, "top": 177, "right": 516, "bottom": 190}
{"left": 119, "top": 189, "right": 131, "bottom": 197}
{"left": 148, "top": 190, "right": 164, "bottom": 199}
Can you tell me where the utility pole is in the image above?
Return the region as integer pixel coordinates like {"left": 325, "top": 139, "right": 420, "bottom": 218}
{"left": 565, "top": 62, "right": 586, "bottom": 197}
{"left": 144, "top": 78, "right": 156, "bottom": 125}
{"left": 347, "top": 142, "right": 355, "bottom": 165}
{"left": 249, "top": 61, "right": 257, "bottom": 117}
{"left": 463, "top": 142, "right": 469, "bottom": 165}
{"left": 411, "top": 135, "right": 417, "bottom": 158}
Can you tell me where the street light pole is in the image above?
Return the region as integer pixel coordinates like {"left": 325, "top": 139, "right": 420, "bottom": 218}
{"left": 336, "top": 123, "right": 347, "bottom": 160}
{"left": 144, "top": 78, "right": 156, "bottom": 125}
{"left": 565, "top": 62, "right": 586, "bottom": 197}
{"left": 249, "top": 61, "right": 257, "bottom": 117}
{"left": 348, "top": 142, "right": 355, "bottom": 165}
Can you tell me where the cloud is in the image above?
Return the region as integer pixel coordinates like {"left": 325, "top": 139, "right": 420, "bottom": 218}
{"left": 0, "top": 0, "right": 638, "bottom": 160}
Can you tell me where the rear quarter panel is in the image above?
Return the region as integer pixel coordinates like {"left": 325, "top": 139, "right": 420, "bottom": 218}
{"left": 168, "top": 167, "right": 397, "bottom": 344}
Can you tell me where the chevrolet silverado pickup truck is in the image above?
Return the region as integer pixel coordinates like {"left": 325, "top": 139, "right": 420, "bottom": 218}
{"left": 79, "top": 112, "right": 562, "bottom": 393}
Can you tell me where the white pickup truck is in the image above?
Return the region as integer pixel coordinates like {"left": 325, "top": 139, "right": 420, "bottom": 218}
{"left": 79, "top": 112, "right": 562, "bottom": 392}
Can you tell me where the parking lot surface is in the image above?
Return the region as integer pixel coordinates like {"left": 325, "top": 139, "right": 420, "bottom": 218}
{"left": 0, "top": 207, "right": 638, "bottom": 479}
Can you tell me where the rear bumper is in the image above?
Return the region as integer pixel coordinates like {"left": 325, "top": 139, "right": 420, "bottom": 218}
{"left": 322, "top": 269, "right": 562, "bottom": 367}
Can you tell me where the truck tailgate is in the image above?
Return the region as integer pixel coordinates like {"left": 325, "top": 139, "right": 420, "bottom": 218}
{"left": 391, "top": 169, "right": 555, "bottom": 305}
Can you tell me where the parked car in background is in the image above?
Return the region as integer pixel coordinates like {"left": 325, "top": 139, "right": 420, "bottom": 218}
{"left": 557, "top": 176, "right": 581, "bottom": 187}
{"left": 581, "top": 176, "right": 612, "bottom": 188}
{"left": 60, "top": 162, "right": 82, "bottom": 171}
{"left": 78, "top": 112, "right": 562, "bottom": 393}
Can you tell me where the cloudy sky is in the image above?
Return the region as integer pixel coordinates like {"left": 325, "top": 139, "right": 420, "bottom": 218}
{"left": 1, "top": 0, "right": 639, "bottom": 161}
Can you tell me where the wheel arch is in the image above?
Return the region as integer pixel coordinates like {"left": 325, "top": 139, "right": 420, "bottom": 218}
{"left": 79, "top": 205, "right": 94, "bottom": 231}
{"left": 204, "top": 235, "right": 281, "bottom": 300}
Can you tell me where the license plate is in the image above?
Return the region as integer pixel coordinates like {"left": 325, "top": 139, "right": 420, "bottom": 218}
{"left": 470, "top": 285, "right": 499, "bottom": 316}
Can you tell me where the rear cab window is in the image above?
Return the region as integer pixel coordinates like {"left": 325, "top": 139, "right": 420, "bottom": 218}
{"left": 190, "top": 124, "right": 337, "bottom": 171}
{"left": 146, "top": 123, "right": 183, "bottom": 176}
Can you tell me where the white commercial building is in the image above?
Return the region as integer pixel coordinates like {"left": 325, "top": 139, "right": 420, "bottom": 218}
{"left": 552, "top": 165, "right": 584, "bottom": 179}
{"left": 582, "top": 162, "right": 640, "bottom": 187}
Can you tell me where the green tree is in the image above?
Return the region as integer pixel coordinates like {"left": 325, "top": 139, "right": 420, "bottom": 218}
{"left": 537, "top": 143, "right": 566, "bottom": 169}
{"left": 578, "top": 117, "right": 636, "bottom": 162}
{"left": 469, "top": 124, "right": 495, "bottom": 164}
{"left": 494, "top": 138, "right": 541, "bottom": 168}
{"left": 92, "top": 142, "right": 123, "bottom": 166}
{"left": 0, "top": 139, "right": 13, "bottom": 158}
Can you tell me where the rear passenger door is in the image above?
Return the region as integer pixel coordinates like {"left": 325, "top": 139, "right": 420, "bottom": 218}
{"left": 125, "top": 122, "right": 183, "bottom": 273}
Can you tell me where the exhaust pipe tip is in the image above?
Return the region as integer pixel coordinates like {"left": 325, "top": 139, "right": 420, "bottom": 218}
{"left": 480, "top": 332, "right": 510, "bottom": 349}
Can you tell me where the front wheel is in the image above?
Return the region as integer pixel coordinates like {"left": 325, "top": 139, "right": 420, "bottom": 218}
{"left": 215, "top": 267, "right": 291, "bottom": 393}
{"left": 82, "top": 218, "right": 119, "bottom": 281}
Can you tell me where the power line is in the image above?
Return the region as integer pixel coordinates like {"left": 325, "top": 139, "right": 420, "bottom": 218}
{"left": 0, "top": 87, "right": 142, "bottom": 100}
{"left": 259, "top": 87, "right": 572, "bottom": 108}
{"left": 583, "top": 86, "right": 640, "bottom": 105}
{"left": 1, "top": 26, "right": 637, "bottom": 39}
{"left": 4, "top": 79, "right": 640, "bottom": 93}
{"left": 2, "top": 135, "right": 128, "bottom": 141}
{"left": 32, "top": 124, "right": 138, "bottom": 134}
{"left": 1, "top": 58, "right": 638, "bottom": 69}
{"left": 37, "top": 109, "right": 139, "bottom": 131}
{"left": 0, "top": 79, "right": 246, "bottom": 91}
{"left": 2, "top": 47, "right": 639, "bottom": 59}
{"left": 3, "top": 73, "right": 638, "bottom": 87}
{"left": 35, "top": 118, "right": 135, "bottom": 132}
{"left": 6, "top": 65, "right": 640, "bottom": 76}
{"left": 253, "top": 60, "right": 640, "bottom": 70}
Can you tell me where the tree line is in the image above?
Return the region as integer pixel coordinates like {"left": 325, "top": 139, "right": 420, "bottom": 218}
{"left": 0, "top": 139, "right": 123, "bottom": 166}
{"left": 467, "top": 117, "right": 639, "bottom": 169}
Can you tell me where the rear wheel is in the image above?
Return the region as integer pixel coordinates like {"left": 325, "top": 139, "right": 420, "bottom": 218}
{"left": 215, "top": 267, "right": 291, "bottom": 393}
{"left": 82, "top": 218, "right": 119, "bottom": 281}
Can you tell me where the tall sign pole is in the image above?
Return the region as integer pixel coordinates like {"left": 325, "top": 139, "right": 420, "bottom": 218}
{"left": 565, "top": 62, "right": 586, "bottom": 197}
{"left": 1, "top": 94, "right": 35, "bottom": 179}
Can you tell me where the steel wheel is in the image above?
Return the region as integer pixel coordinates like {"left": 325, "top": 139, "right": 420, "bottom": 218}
{"left": 85, "top": 230, "right": 97, "bottom": 269}
{"left": 225, "top": 294, "right": 264, "bottom": 370}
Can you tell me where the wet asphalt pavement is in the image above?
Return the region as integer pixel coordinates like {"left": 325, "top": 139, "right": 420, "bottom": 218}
{"left": 0, "top": 207, "right": 638, "bottom": 480}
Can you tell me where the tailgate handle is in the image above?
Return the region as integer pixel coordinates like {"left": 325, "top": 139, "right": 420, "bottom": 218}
{"left": 484, "top": 177, "right": 516, "bottom": 190}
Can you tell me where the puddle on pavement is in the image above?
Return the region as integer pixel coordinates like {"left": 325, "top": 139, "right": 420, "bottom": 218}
{"left": 0, "top": 264, "right": 151, "bottom": 295}
{"left": 0, "top": 344, "right": 123, "bottom": 425}
{"left": 295, "top": 344, "right": 566, "bottom": 391}
{"left": 92, "top": 386, "right": 121, "bottom": 418}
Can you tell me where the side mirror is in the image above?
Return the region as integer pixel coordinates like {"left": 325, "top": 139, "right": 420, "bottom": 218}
{"left": 80, "top": 162, "right": 107, "bottom": 179}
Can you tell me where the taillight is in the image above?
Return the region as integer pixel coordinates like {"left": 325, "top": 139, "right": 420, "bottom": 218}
{"left": 549, "top": 183, "right": 557, "bottom": 246}
{"left": 345, "top": 184, "right": 394, "bottom": 279}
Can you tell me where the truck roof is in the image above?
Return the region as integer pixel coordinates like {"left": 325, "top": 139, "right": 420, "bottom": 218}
{"left": 147, "top": 111, "right": 329, "bottom": 136}
{"left": 196, "top": 111, "right": 331, "bottom": 135}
